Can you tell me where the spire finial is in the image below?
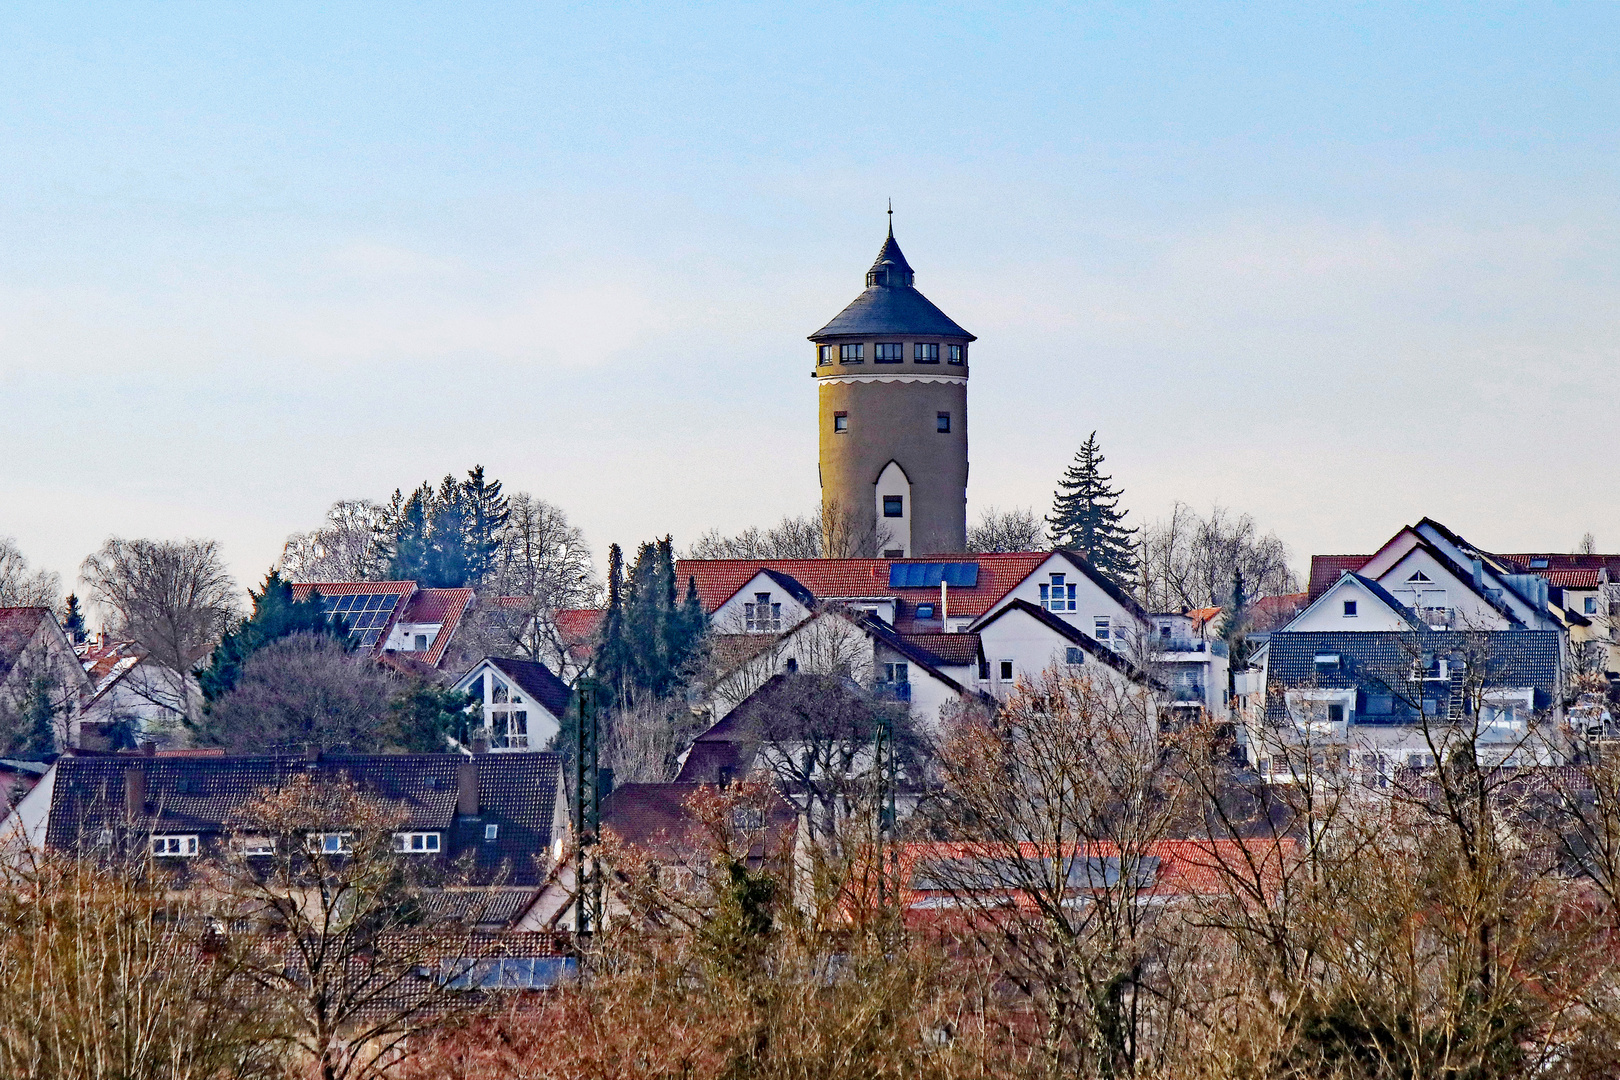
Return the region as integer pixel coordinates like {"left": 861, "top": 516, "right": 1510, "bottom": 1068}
{"left": 887, "top": 198, "right": 893, "bottom": 237}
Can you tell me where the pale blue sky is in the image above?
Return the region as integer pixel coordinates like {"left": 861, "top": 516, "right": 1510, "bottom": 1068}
{"left": 3, "top": 3, "right": 1618, "bottom": 593}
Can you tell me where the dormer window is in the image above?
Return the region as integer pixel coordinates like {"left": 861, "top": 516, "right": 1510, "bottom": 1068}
{"left": 745, "top": 592, "right": 781, "bottom": 633}
{"left": 875, "top": 343, "right": 903, "bottom": 363}
{"left": 948, "top": 344, "right": 964, "bottom": 364}
{"left": 914, "top": 343, "right": 940, "bottom": 364}
{"left": 1040, "top": 574, "right": 1077, "bottom": 612}
{"left": 839, "top": 343, "right": 863, "bottom": 364}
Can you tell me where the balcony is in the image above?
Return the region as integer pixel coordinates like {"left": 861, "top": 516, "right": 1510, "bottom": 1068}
{"left": 874, "top": 681, "right": 912, "bottom": 704}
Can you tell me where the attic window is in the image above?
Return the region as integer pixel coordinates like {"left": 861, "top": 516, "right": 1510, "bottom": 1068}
{"left": 484, "top": 824, "right": 499, "bottom": 841}
{"left": 1041, "top": 574, "right": 1077, "bottom": 612}
{"left": 1065, "top": 647, "right": 1084, "bottom": 665}
{"left": 1407, "top": 570, "right": 1433, "bottom": 583}
{"left": 915, "top": 603, "right": 936, "bottom": 619}
{"left": 745, "top": 593, "right": 782, "bottom": 633}
{"left": 1314, "top": 653, "right": 1341, "bottom": 671}
{"left": 1343, "top": 600, "right": 1357, "bottom": 617}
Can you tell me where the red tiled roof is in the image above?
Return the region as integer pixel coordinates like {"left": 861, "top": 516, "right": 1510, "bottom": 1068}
{"left": 1307, "top": 556, "right": 1370, "bottom": 600}
{"left": 288, "top": 581, "right": 415, "bottom": 601}
{"left": 1251, "top": 592, "right": 1308, "bottom": 632}
{"left": 554, "top": 608, "right": 604, "bottom": 642}
{"left": 1540, "top": 570, "right": 1603, "bottom": 588}
{"left": 399, "top": 588, "right": 473, "bottom": 668}
{"left": 1500, "top": 553, "right": 1620, "bottom": 574}
{"left": 675, "top": 553, "right": 1050, "bottom": 620}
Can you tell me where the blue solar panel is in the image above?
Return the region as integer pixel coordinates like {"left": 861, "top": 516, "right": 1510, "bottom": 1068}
{"left": 317, "top": 592, "right": 398, "bottom": 646}
{"left": 888, "top": 562, "right": 979, "bottom": 589}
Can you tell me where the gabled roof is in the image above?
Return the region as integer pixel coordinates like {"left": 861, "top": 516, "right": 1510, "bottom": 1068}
{"left": 1308, "top": 556, "right": 1371, "bottom": 600}
{"left": 1278, "top": 572, "right": 1419, "bottom": 634}
{"left": 0, "top": 607, "right": 50, "bottom": 685}
{"left": 973, "top": 599, "right": 1154, "bottom": 684}
{"left": 44, "top": 752, "right": 565, "bottom": 884}
{"left": 399, "top": 588, "right": 473, "bottom": 667}
{"left": 898, "top": 632, "right": 981, "bottom": 667}
{"left": 676, "top": 553, "right": 1050, "bottom": 620}
{"left": 716, "top": 568, "right": 816, "bottom": 612}
{"left": 288, "top": 581, "right": 472, "bottom": 667}
{"left": 479, "top": 657, "right": 573, "bottom": 719}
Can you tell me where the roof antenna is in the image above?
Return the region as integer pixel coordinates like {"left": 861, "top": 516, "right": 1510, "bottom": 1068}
{"left": 887, "top": 198, "right": 893, "bottom": 238}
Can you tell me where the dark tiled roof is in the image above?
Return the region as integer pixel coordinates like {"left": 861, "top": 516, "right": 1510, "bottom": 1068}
{"left": 45, "top": 752, "right": 564, "bottom": 885}
{"left": 809, "top": 285, "right": 975, "bottom": 341}
{"left": 483, "top": 657, "right": 573, "bottom": 719}
{"left": 602, "top": 782, "right": 795, "bottom": 863}
{"left": 1264, "top": 630, "right": 1562, "bottom": 722}
{"left": 0, "top": 607, "right": 49, "bottom": 685}
{"left": 898, "top": 633, "right": 981, "bottom": 667}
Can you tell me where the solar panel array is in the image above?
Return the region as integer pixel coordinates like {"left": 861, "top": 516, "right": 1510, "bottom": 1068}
{"left": 888, "top": 562, "right": 980, "bottom": 589}
{"left": 319, "top": 592, "right": 399, "bottom": 648}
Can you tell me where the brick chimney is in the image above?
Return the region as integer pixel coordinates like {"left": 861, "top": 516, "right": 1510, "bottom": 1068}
{"left": 123, "top": 767, "right": 146, "bottom": 821}
{"left": 457, "top": 759, "right": 479, "bottom": 817}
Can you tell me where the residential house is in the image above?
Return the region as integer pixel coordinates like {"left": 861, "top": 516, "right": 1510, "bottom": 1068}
{"left": 0, "top": 607, "right": 91, "bottom": 752}
{"left": 1252, "top": 572, "right": 1565, "bottom": 779}
{"left": 288, "top": 581, "right": 474, "bottom": 669}
{"left": 6, "top": 750, "right": 568, "bottom": 904}
{"left": 75, "top": 635, "right": 198, "bottom": 749}
{"left": 450, "top": 656, "right": 573, "bottom": 752}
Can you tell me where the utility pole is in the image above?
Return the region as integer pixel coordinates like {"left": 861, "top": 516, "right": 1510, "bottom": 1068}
{"left": 572, "top": 682, "right": 602, "bottom": 935}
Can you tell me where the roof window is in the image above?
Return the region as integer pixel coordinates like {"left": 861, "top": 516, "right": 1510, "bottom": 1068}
{"left": 889, "top": 562, "right": 979, "bottom": 588}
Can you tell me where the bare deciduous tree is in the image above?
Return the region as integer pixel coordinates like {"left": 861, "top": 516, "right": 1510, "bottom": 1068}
{"left": 1138, "top": 502, "right": 1297, "bottom": 611}
{"left": 279, "top": 499, "right": 395, "bottom": 583}
{"left": 0, "top": 537, "right": 62, "bottom": 609}
{"left": 462, "top": 493, "right": 598, "bottom": 670}
{"left": 967, "top": 506, "right": 1046, "bottom": 553}
{"left": 205, "top": 633, "right": 395, "bottom": 753}
{"left": 80, "top": 537, "right": 239, "bottom": 723}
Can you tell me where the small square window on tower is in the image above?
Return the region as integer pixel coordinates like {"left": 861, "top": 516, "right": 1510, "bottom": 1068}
{"left": 936, "top": 412, "right": 951, "bottom": 433}
{"left": 947, "top": 344, "right": 964, "bottom": 364}
{"left": 833, "top": 411, "right": 848, "bottom": 433}
{"left": 839, "top": 343, "right": 863, "bottom": 364}
{"left": 817, "top": 344, "right": 834, "bottom": 365}
{"left": 883, "top": 495, "right": 904, "bottom": 518}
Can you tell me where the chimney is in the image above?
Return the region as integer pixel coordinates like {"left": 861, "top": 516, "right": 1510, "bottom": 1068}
{"left": 304, "top": 743, "right": 320, "bottom": 762}
{"left": 140, "top": 741, "right": 156, "bottom": 757}
{"left": 457, "top": 759, "right": 479, "bottom": 817}
{"left": 940, "top": 581, "right": 949, "bottom": 629}
{"left": 470, "top": 732, "right": 490, "bottom": 756}
{"left": 123, "top": 767, "right": 146, "bottom": 820}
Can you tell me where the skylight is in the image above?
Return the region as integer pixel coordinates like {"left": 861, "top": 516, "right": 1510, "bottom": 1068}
{"left": 888, "top": 562, "right": 980, "bottom": 588}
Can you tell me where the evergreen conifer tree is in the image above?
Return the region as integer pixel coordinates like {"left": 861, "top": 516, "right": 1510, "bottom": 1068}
{"left": 1047, "top": 431, "right": 1139, "bottom": 588}
{"left": 382, "top": 466, "right": 510, "bottom": 588}
{"left": 593, "top": 538, "right": 708, "bottom": 710}
{"left": 1217, "top": 567, "right": 1252, "bottom": 669}
{"left": 61, "top": 594, "right": 86, "bottom": 645}
{"left": 15, "top": 675, "right": 58, "bottom": 757}
{"left": 199, "top": 570, "right": 341, "bottom": 703}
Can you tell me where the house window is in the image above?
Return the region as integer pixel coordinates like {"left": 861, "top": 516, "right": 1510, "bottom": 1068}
{"left": 914, "top": 604, "right": 935, "bottom": 619}
{"left": 414, "top": 633, "right": 428, "bottom": 651}
{"left": 152, "top": 835, "right": 198, "bottom": 857}
{"left": 875, "top": 342, "right": 903, "bottom": 363}
{"left": 745, "top": 592, "right": 782, "bottom": 632}
{"left": 883, "top": 496, "right": 904, "bottom": 518}
{"left": 484, "top": 824, "right": 499, "bottom": 841}
{"left": 236, "top": 836, "right": 275, "bottom": 856}
{"left": 1587, "top": 596, "right": 1599, "bottom": 615}
{"left": 978, "top": 659, "right": 990, "bottom": 681}
{"left": 839, "top": 343, "right": 863, "bottom": 364}
{"left": 947, "top": 344, "right": 964, "bottom": 364}
{"left": 393, "top": 832, "right": 442, "bottom": 853}
{"left": 732, "top": 807, "right": 765, "bottom": 830}
{"left": 936, "top": 412, "right": 951, "bottom": 433}
{"left": 1065, "top": 647, "right": 1084, "bottom": 665}
{"left": 914, "top": 343, "right": 940, "bottom": 364}
{"left": 882, "top": 662, "right": 909, "bottom": 684}
{"left": 491, "top": 709, "right": 529, "bottom": 750}
{"left": 1040, "top": 574, "right": 1077, "bottom": 612}
{"left": 1343, "top": 600, "right": 1357, "bottom": 617}
{"left": 818, "top": 344, "right": 834, "bottom": 365}
{"left": 492, "top": 679, "right": 509, "bottom": 705}
{"left": 833, "top": 412, "right": 848, "bottom": 433}
{"left": 998, "top": 660, "right": 1014, "bottom": 681}
{"left": 1094, "top": 618, "right": 1110, "bottom": 641}
{"left": 1327, "top": 703, "right": 1345, "bottom": 725}
{"left": 309, "top": 833, "right": 353, "bottom": 855}
{"left": 1314, "top": 653, "right": 1340, "bottom": 672}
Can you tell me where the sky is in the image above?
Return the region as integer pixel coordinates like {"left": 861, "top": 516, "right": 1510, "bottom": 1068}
{"left": 3, "top": 3, "right": 1618, "bottom": 600}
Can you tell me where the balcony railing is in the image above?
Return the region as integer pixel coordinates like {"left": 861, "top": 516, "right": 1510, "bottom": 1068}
{"left": 874, "top": 681, "right": 912, "bottom": 703}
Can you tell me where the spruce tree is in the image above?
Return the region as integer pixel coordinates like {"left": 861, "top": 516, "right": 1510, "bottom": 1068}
{"left": 593, "top": 538, "right": 708, "bottom": 710}
{"left": 61, "top": 594, "right": 86, "bottom": 645}
{"left": 1047, "top": 431, "right": 1138, "bottom": 588}
{"left": 1217, "top": 567, "right": 1252, "bottom": 669}
{"left": 199, "top": 570, "right": 342, "bottom": 703}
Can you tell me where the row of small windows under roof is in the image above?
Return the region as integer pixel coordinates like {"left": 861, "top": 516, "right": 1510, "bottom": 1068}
{"left": 888, "top": 562, "right": 979, "bottom": 588}
{"left": 318, "top": 592, "right": 398, "bottom": 648}
{"left": 818, "top": 343, "right": 965, "bottom": 365}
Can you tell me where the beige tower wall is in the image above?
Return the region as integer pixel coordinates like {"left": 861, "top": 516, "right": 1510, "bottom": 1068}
{"left": 818, "top": 377, "right": 968, "bottom": 556}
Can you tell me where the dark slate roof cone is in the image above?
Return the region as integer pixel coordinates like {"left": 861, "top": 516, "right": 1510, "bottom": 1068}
{"left": 809, "top": 219, "right": 975, "bottom": 341}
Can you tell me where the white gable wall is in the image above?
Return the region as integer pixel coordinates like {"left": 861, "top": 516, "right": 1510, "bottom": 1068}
{"left": 1375, "top": 548, "right": 1513, "bottom": 629}
{"left": 975, "top": 606, "right": 1128, "bottom": 699}
{"left": 451, "top": 660, "right": 565, "bottom": 751}
{"left": 990, "top": 553, "right": 1147, "bottom": 650}
{"left": 1287, "top": 577, "right": 1413, "bottom": 633}
{"left": 710, "top": 571, "right": 816, "bottom": 636}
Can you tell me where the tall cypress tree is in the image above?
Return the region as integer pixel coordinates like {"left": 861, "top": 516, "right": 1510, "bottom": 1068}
{"left": 594, "top": 538, "right": 708, "bottom": 710}
{"left": 1047, "top": 431, "right": 1138, "bottom": 588}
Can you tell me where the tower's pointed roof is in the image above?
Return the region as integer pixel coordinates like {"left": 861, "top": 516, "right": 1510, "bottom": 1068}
{"left": 809, "top": 227, "right": 975, "bottom": 342}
